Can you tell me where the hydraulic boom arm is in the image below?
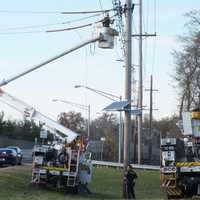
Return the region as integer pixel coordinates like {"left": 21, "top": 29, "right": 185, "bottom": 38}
{"left": 0, "top": 88, "right": 78, "bottom": 143}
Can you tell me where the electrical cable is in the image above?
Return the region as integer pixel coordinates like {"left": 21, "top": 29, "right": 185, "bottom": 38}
{"left": 151, "top": 0, "right": 157, "bottom": 75}
{"left": 46, "top": 23, "right": 95, "bottom": 33}
{"left": 145, "top": 0, "right": 150, "bottom": 33}
{"left": 0, "top": 8, "right": 114, "bottom": 15}
{"left": 112, "top": 0, "right": 125, "bottom": 57}
{"left": 61, "top": 9, "right": 113, "bottom": 15}
{"left": 0, "top": 30, "right": 44, "bottom": 35}
{"left": 0, "top": 13, "right": 101, "bottom": 32}
{"left": 0, "top": 14, "right": 117, "bottom": 35}
{"left": 46, "top": 14, "right": 116, "bottom": 33}
{"left": 98, "top": 0, "right": 104, "bottom": 10}
{"left": 142, "top": 0, "right": 147, "bottom": 87}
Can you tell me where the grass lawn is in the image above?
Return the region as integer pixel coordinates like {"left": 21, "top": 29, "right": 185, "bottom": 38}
{"left": 0, "top": 165, "right": 164, "bottom": 200}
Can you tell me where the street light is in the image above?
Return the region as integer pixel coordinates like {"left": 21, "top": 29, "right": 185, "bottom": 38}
{"left": 74, "top": 84, "right": 123, "bottom": 163}
{"left": 52, "top": 99, "right": 90, "bottom": 138}
{"left": 74, "top": 85, "right": 119, "bottom": 101}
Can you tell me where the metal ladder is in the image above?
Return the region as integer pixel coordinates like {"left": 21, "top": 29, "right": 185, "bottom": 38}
{"left": 67, "top": 149, "right": 80, "bottom": 187}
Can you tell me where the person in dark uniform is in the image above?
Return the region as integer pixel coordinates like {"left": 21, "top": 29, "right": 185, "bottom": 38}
{"left": 126, "top": 164, "right": 138, "bottom": 199}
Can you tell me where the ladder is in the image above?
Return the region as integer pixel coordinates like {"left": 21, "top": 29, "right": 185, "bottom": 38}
{"left": 67, "top": 149, "right": 80, "bottom": 187}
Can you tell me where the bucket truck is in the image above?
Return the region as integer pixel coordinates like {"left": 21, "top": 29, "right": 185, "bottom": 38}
{"left": 160, "top": 109, "right": 200, "bottom": 199}
{"left": 0, "top": 88, "right": 92, "bottom": 191}
{"left": 0, "top": 15, "right": 118, "bottom": 193}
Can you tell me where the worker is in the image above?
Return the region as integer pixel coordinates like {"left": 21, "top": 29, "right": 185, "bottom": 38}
{"left": 125, "top": 164, "right": 138, "bottom": 199}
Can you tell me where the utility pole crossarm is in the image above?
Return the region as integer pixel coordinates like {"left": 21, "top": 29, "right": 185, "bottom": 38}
{"left": 132, "top": 33, "right": 157, "bottom": 37}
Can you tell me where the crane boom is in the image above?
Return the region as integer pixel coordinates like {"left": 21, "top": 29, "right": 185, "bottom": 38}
{"left": 0, "top": 88, "right": 78, "bottom": 143}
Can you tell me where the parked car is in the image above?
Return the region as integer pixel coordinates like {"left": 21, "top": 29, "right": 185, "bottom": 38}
{"left": 0, "top": 148, "right": 18, "bottom": 166}
{"left": 7, "top": 146, "right": 23, "bottom": 165}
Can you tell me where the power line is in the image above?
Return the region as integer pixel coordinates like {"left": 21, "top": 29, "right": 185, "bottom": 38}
{"left": 98, "top": 0, "right": 104, "bottom": 10}
{"left": 0, "top": 8, "right": 114, "bottom": 15}
{"left": 61, "top": 9, "right": 113, "bottom": 15}
{"left": 46, "top": 23, "right": 94, "bottom": 33}
{"left": 46, "top": 14, "right": 116, "bottom": 33}
{"left": 0, "top": 24, "right": 91, "bottom": 35}
{"left": 0, "top": 30, "right": 44, "bottom": 35}
{"left": 112, "top": 0, "right": 125, "bottom": 56}
{"left": 0, "top": 14, "right": 101, "bottom": 31}
{"left": 0, "top": 15, "right": 116, "bottom": 35}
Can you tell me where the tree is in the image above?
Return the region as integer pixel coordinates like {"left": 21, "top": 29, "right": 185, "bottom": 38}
{"left": 90, "top": 113, "right": 118, "bottom": 161}
{"left": 143, "top": 115, "right": 181, "bottom": 138}
{"left": 57, "top": 111, "right": 86, "bottom": 134}
{"left": 0, "top": 111, "right": 5, "bottom": 134}
{"left": 173, "top": 10, "right": 200, "bottom": 116}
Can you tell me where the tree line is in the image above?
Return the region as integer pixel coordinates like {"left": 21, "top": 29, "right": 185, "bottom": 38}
{"left": 173, "top": 9, "right": 200, "bottom": 116}
{"left": 0, "top": 111, "right": 41, "bottom": 141}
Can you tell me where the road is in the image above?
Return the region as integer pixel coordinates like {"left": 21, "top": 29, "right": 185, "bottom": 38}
{"left": 22, "top": 148, "right": 32, "bottom": 163}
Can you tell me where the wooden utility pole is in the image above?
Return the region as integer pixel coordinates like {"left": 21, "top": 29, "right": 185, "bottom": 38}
{"left": 134, "top": 0, "right": 156, "bottom": 164}
{"left": 149, "top": 75, "right": 153, "bottom": 162}
{"left": 145, "top": 75, "right": 158, "bottom": 163}
{"left": 137, "top": 0, "right": 143, "bottom": 165}
{"left": 123, "top": 0, "right": 132, "bottom": 198}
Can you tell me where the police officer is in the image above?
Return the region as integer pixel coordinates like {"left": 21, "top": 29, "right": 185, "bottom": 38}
{"left": 126, "top": 164, "right": 138, "bottom": 199}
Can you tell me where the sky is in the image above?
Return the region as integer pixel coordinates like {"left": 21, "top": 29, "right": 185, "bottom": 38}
{"left": 0, "top": 0, "right": 199, "bottom": 122}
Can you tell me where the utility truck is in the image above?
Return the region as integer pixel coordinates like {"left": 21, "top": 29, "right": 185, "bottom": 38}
{"left": 0, "top": 88, "right": 92, "bottom": 192}
{"left": 160, "top": 109, "right": 200, "bottom": 199}
{"left": 0, "top": 15, "right": 118, "bottom": 193}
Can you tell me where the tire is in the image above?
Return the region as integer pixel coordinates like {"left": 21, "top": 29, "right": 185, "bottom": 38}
{"left": 11, "top": 159, "right": 17, "bottom": 166}
{"left": 18, "top": 158, "right": 22, "bottom": 165}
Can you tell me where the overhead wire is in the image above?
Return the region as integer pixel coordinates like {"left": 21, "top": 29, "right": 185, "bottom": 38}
{"left": 143, "top": 0, "right": 149, "bottom": 86}
{"left": 98, "top": 0, "right": 104, "bottom": 10}
{"left": 151, "top": 0, "right": 157, "bottom": 76}
{"left": 46, "top": 23, "right": 95, "bottom": 33}
{"left": 0, "top": 23, "right": 91, "bottom": 35}
{"left": 112, "top": 0, "right": 125, "bottom": 57}
{"left": 0, "top": 8, "right": 114, "bottom": 15}
{"left": 0, "top": 13, "right": 101, "bottom": 32}
{"left": 0, "top": 13, "right": 118, "bottom": 35}
{"left": 46, "top": 14, "right": 117, "bottom": 33}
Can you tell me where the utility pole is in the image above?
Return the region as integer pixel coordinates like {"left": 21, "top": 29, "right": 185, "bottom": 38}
{"left": 145, "top": 75, "right": 158, "bottom": 163}
{"left": 149, "top": 75, "right": 153, "bottom": 163}
{"left": 119, "top": 96, "right": 122, "bottom": 163}
{"left": 123, "top": 0, "right": 132, "bottom": 198}
{"left": 137, "top": 0, "right": 143, "bottom": 165}
{"left": 134, "top": 0, "right": 156, "bottom": 165}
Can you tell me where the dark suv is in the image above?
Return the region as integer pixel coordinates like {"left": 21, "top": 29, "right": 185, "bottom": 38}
{"left": 7, "top": 146, "right": 23, "bottom": 165}
{"left": 0, "top": 148, "right": 18, "bottom": 166}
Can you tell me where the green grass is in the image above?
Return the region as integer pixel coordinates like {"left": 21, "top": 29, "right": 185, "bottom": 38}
{"left": 0, "top": 165, "right": 164, "bottom": 200}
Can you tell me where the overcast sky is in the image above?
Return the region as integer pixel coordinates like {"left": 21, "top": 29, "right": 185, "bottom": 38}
{"left": 0, "top": 0, "right": 199, "bottom": 121}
